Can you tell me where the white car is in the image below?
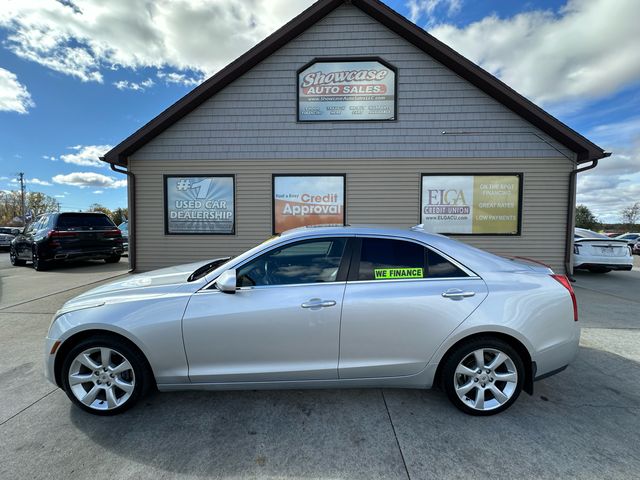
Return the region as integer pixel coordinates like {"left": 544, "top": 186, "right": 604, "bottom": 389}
{"left": 44, "top": 225, "right": 579, "bottom": 416}
{"left": 574, "top": 228, "right": 633, "bottom": 273}
{"left": 615, "top": 232, "right": 640, "bottom": 246}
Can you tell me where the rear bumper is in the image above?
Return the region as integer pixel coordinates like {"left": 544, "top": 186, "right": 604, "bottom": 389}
{"left": 42, "top": 247, "right": 123, "bottom": 262}
{"left": 575, "top": 263, "right": 632, "bottom": 271}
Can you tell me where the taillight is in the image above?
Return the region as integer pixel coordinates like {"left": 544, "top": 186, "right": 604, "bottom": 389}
{"left": 102, "top": 229, "right": 121, "bottom": 238}
{"left": 551, "top": 274, "right": 578, "bottom": 321}
{"left": 48, "top": 229, "right": 78, "bottom": 238}
{"left": 573, "top": 245, "right": 580, "bottom": 254}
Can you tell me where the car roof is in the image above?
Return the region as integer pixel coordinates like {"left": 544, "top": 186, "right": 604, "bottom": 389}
{"left": 278, "top": 224, "right": 533, "bottom": 274}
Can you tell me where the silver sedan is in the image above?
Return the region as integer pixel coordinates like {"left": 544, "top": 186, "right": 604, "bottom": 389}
{"left": 44, "top": 225, "right": 579, "bottom": 416}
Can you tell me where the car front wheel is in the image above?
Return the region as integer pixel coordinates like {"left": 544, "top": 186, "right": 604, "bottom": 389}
{"left": 61, "top": 336, "right": 151, "bottom": 415}
{"left": 105, "top": 254, "right": 121, "bottom": 264}
{"left": 442, "top": 337, "right": 524, "bottom": 416}
{"left": 10, "top": 246, "right": 26, "bottom": 266}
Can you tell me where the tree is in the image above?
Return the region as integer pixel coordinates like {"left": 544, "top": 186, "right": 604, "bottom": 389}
{"left": 575, "top": 204, "right": 600, "bottom": 230}
{"left": 0, "top": 190, "right": 58, "bottom": 225}
{"left": 621, "top": 202, "right": 640, "bottom": 229}
{"left": 111, "top": 207, "right": 128, "bottom": 225}
{"left": 27, "top": 192, "right": 59, "bottom": 217}
{"left": 88, "top": 203, "right": 113, "bottom": 218}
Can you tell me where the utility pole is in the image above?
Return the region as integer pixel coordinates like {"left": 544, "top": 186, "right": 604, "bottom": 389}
{"left": 18, "top": 172, "right": 26, "bottom": 224}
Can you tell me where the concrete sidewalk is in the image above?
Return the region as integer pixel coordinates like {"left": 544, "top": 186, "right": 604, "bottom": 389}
{"left": 1, "top": 253, "right": 639, "bottom": 480}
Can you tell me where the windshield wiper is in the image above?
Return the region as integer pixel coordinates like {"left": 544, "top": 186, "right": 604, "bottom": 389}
{"left": 187, "top": 257, "right": 232, "bottom": 282}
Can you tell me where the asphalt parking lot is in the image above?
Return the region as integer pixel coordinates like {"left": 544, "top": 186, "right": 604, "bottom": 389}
{"left": 1, "top": 253, "right": 639, "bottom": 480}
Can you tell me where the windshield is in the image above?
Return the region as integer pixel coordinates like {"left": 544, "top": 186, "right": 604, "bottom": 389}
{"left": 575, "top": 228, "right": 609, "bottom": 239}
{"left": 188, "top": 257, "right": 233, "bottom": 282}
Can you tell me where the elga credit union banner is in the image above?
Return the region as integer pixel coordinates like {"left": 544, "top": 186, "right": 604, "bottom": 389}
{"left": 298, "top": 60, "right": 396, "bottom": 121}
{"left": 273, "top": 176, "right": 345, "bottom": 233}
{"left": 421, "top": 175, "right": 521, "bottom": 234}
{"left": 165, "top": 176, "right": 234, "bottom": 234}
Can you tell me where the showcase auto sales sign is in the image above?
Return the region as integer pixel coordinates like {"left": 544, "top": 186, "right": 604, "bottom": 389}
{"left": 298, "top": 60, "right": 396, "bottom": 121}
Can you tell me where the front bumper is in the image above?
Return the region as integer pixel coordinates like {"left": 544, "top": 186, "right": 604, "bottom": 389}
{"left": 43, "top": 336, "right": 59, "bottom": 386}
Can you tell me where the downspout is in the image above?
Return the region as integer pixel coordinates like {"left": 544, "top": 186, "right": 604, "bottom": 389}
{"left": 108, "top": 161, "right": 136, "bottom": 272}
{"left": 564, "top": 153, "right": 610, "bottom": 280}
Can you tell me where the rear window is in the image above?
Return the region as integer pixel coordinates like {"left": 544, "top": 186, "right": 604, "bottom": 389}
{"left": 576, "top": 229, "right": 608, "bottom": 239}
{"left": 56, "top": 214, "right": 115, "bottom": 230}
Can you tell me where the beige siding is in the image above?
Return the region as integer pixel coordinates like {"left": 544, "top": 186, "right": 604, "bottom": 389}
{"left": 131, "top": 157, "right": 572, "bottom": 273}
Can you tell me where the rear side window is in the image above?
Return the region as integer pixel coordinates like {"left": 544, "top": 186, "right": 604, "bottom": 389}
{"left": 356, "top": 238, "right": 467, "bottom": 281}
{"left": 56, "top": 214, "right": 115, "bottom": 230}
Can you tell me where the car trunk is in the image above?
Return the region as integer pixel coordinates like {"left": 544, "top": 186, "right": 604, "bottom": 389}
{"left": 575, "top": 238, "right": 630, "bottom": 258}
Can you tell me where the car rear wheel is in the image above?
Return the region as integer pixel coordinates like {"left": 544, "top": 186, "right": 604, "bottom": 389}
{"left": 442, "top": 337, "right": 524, "bottom": 416}
{"left": 10, "top": 246, "right": 26, "bottom": 266}
{"left": 61, "top": 336, "right": 151, "bottom": 415}
{"left": 105, "top": 254, "right": 121, "bottom": 264}
{"left": 32, "top": 247, "right": 49, "bottom": 271}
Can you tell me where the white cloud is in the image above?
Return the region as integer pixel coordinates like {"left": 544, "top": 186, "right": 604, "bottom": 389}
{"left": 92, "top": 189, "right": 104, "bottom": 194}
{"left": 52, "top": 172, "right": 127, "bottom": 189}
{"left": 0, "top": 0, "right": 315, "bottom": 83}
{"left": 157, "top": 71, "right": 202, "bottom": 87}
{"left": 57, "top": 144, "right": 113, "bottom": 167}
{"left": 0, "top": 67, "right": 34, "bottom": 113}
{"left": 113, "top": 78, "right": 154, "bottom": 91}
{"left": 54, "top": 194, "right": 65, "bottom": 198}
{"left": 28, "top": 178, "right": 52, "bottom": 186}
{"left": 430, "top": 0, "right": 640, "bottom": 106}
{"left": 407, "top": 0, "right": 462, "bottom": 24}
{"left": 43, "top": 154, "right": 57, "bottom": 161}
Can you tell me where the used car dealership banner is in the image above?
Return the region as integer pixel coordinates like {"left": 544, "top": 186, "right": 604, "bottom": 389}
{"left": 273, "top": 176, "right": 344, "bottom": 233}
{"left": 165, "top": 176, "right": 234, "bottom": 234}
{"left": 298, "top": 60, "right": 396, "bottom": 121}
{"left": 421, "top": 175, "right": 520, "bottom": 234}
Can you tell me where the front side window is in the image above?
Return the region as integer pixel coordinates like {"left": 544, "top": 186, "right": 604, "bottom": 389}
{"left": 356, "top": 237, "right": 468, "bottom": 281}
{"left": 237, "top": 237, "right": 347, "bottom": 287}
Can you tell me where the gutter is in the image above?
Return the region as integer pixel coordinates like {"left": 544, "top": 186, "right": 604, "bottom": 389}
{"left": 105, "top": 160, "right": 136, "bottom": 272}
{"left": 564, "top": 152, "right": 611, "bottom": 280}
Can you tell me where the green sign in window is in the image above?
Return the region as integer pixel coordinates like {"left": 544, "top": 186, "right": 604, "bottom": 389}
{"left": 373, "top": 268, "right": 423, "bottom": 280}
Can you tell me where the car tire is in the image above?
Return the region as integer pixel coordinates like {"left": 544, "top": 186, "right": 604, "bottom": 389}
{"left": 32, "top": 247, "right": 49, "bottom": 271}
{"left": 61, "top": 335, "right": 152, "bottom": 416}
{"left": 441, "top": 337, "right": 524, "bottom": 416}
{"left": 9, "top": 246, "right": 26, "bottom": 266}
{"left": 587, "top": 266, "right": 611, "bottom": 273}
{"left": 105, "top": 255, "right": 121, "bottom": 264}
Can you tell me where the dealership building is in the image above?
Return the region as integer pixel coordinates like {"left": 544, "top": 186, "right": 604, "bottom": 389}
{"left": 102, "top": 0, "right": 607, "bottom": 274}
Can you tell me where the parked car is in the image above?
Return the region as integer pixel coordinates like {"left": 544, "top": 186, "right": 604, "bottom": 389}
{"left": 45, "top": 225, "right": 579, "bottom": 416}
{"left": 118, "top": 220, "right": 128, "bottom": 254}
{"left": 10, "top": 212, "right": 123, "bottom": 271}
{"left": 574, "top": 227, "right": 633, "bottom": 273}
{"left": 0, "top": 226, "right": 20, "bottom": 251}
{"left": 615, "top": 232, "right": 640, "bottom": 245}
{"left": 633, "top": 242, "right": 640, "bottom": 256}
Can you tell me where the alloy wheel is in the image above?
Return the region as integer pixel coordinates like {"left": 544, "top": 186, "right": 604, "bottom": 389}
{"left": 453, "top": 348, "right": 518, "bottom": 412}
{"left": 67, "top": 347, "right": 136, "bottom": 411}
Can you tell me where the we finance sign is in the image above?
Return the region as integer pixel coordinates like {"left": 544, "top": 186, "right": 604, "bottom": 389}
{"left": 298, "top": 59, "right": 396, "bottom": 121}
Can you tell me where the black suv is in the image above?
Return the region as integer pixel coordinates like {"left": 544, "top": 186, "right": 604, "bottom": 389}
{"left": 10, "top": 212, "right": 124, "bottom": 271}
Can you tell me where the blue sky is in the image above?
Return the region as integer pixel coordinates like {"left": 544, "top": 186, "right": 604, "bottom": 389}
{"left": 0, "top": 0, "right": 638, "bottom": 222}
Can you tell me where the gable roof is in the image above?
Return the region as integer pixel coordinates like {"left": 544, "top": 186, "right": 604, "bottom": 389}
{"left": 102, "top": 0, "right": 607, "bottom": 166}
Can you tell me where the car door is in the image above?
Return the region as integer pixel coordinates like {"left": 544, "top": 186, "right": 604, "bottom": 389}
{"left": 16, "top": 218, "right": 39, "bottom": 258}
{"left": 182, "top": 236, "right": 352, "bottom": 383}
{"left": 338, "top": 236, "right": 488, "bottom": 379}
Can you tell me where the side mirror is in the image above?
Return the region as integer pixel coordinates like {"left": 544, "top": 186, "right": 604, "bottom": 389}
{"left": 215, "top": 269, "right": 237, "bottom": 294}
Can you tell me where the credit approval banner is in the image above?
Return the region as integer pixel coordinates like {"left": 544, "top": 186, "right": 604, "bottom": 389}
{"left": 421, "top": 175, "right": 521, "bottom": 235}
{"left": 273, "top": 176, "right": 345, "bottom": 234}
{"left": 298, "top": 60, "right": 396, "bottom": 121}
{"left": 165, "top": 176, "right": 234, "bottom": 234}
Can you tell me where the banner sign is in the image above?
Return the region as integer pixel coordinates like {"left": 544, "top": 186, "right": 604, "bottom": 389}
{"left": 273, "top": 175, "right": 345, "bottom": 234}
{"left": 165, "top": 176, "right": 234, "bottom": 234}
{"left": 421, "top": 175, "right": 521, "bottom": 235}
{"left": 298, "top": 60, "right": 396, "bottom": 121}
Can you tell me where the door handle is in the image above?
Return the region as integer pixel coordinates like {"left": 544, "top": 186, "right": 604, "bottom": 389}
{"left": 301, "top": 299, "right": 337, "bottom": 309}
{"left": 442, "top": 289, "right": 475, "bottom": 299}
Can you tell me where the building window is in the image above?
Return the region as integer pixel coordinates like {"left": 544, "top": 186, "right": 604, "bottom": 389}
{"left": 272, "top": 175, "right": 345, "bottom": 234}
{"left": 421, "top": 174, "right": 522, "bottom": 235}
{"left": 164, "top": 175, "right": 235, "bottom": 235}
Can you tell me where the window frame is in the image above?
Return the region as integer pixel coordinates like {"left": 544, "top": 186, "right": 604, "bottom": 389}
{"left": 346, "top": 235, "right": 478, "bottom": 283}
{"left": 234, "top": 236, "right": 356, "bottom": 290}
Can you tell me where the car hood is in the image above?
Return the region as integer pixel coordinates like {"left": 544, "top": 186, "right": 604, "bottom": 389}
{"left": 61, "top": 259, "right": 217, "bottom": 309}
